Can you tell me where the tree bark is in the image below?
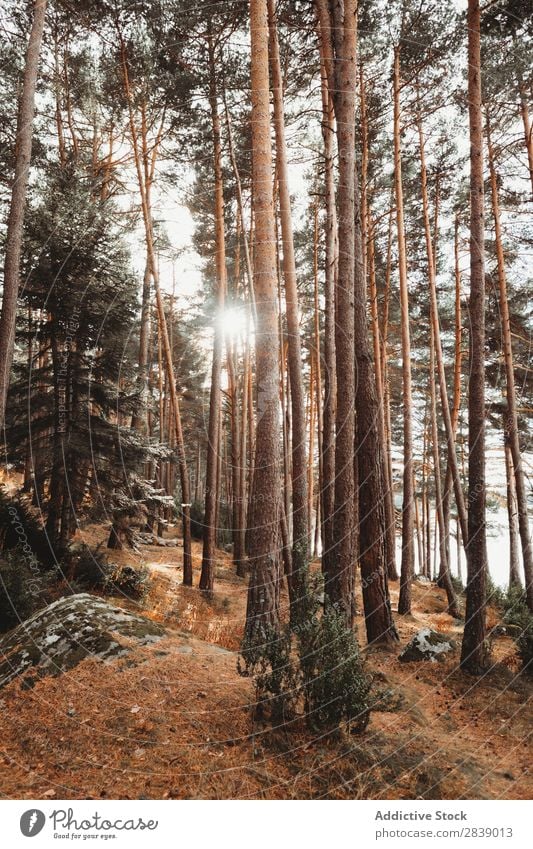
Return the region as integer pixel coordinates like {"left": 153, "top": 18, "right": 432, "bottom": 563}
{"left": 316, "top": 3, "right": 337, "bottom": 581}
{"left": 318, "top": 0, "right": 357, "bottom": 627}
{"left": 461, "top": 0, "right": 488, "bottom": 674}
{"left": 368, "top": 214, "right": 398, "bottom": 583}
{"left": 416, "top": 101, "right": 460, "bottom": 616}
{"left": 503, "top": 425, "right": 522, "bottom": 589}
{"left": 244, "top": 0, "right": 282, "bottom": 647}
{"left": 0, "top": 0, "right": 47, "bottom": 430}
{"left": 267, "top": 0, "right": 309, "bottom": 620}
{"left": 394, "top": 48, "right": 415, "bottom": 616}
{"left": 442, "top": 213, "right": 464, "bottom": 571}
{"left": 429, "top": 326, "right": 461, "bottom": 618}
{"left": 200, "top": 33, "right": 227, "bottom": 595}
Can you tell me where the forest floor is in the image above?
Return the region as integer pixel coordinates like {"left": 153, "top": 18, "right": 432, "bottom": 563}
{"left": 0, "top": 523, "right": 531, "bottom": 800}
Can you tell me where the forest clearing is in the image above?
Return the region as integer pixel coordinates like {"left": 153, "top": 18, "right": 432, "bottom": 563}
{"left": 0, "top": 0, "right": 531, "bottom": 810}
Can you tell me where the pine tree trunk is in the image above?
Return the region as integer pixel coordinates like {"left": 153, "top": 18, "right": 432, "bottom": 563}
{"left": 0, "top": 0, "right": 47, "bottom": 430}
{"left": 429, "top": 327, "right": 461, "bottom": 618}
{"left": 131, "top": 260, "right": 151, "bottom": 432}
{"left": 244, "top": 0, "right": 282, "bottom": 647}
{"left": 268, "top": 0, "right": 309, "bottom": 619}
{"left": 316, "top": 3, "right": 337, "bottom": 580}
{"left": 200, "top": 34, "right": 227, "bottom": 595}
{"left": 461, "top": 0, "right": 488, "bottom": 674}
{"left": 394, "top": 48, "right": 415, "bottom": 616}
{"left": 504, "top": 427, "right": 522, "bottom": 589}
{"left": 368, "top": 215, "right": 398, "bottom": 583}
{"left": 318, "top": 0, "right": 357, "bottom": 626}
{"left": 417, "top": 107, "right": 468, "bottom": 548}
{"left": 416, "top": 102, "right": 460, "bottom": 615}
{"left": 487, "top": 114, "right": 533, "bottom": 610}
{"left": 442, "top": 214, "right": 463, "bottom": 570}
{"left": 380, "top": 212, "right": 398, "bottom": 581}
{"left": 313, "top": 203, "right": 324, "bottom": 558}
{"left": 119, "top": 35, "right": 192, "bottom": 585}
{"left": 516, "top": 74, "right": 533, "bottom": 194}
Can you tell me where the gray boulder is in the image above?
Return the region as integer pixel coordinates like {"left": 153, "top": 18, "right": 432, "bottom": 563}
{"left": 399, "top": 628, "right": 456, "bottom": 663}
{"left": 0, "top": 593, "right": 164, "bottom": 689}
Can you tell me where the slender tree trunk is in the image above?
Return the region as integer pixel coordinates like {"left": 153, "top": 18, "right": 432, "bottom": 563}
{"left": 244, "top": 0, "right": 282, "bottom": 647}
{"left": 516, "top": 74, "right": 533, "bottom": 194}
{"left": 487, "top": 114, "right": 533, "bottom": 610}
{"left": 429, "top": 327, "right": 461, "bottom": 617}
{"left": 442, "top": 213, "right": 463, "bottom": 569}
{"left": 224, "top": 96, "right": 257, "bottom": 326}
{"left": 368, "top": 215, "right": 398, "bottom": 583}
{"left": 316, "top": 0, "right": 357, "bottom": 626}
{"left": 313, "top": 203, "right": 324, "bottom": 558}
{"left": 381, "top": 211, "right": 397, "bottom": 582}
{"left": 267, "top": 0, "right": 309, "bottom": 619}
{"left": 416, "top": 101, "right": 460, "bottom": 615}
{"left": 417, "top": 107, "right": 468, "bottom": 549}
{"left": 0, "top": 0, "right": 47, "bottom": 430}
{"left": 307, "top": 352, "right": 315, "bottom": 548}
{"left": 461, "top": 0, "right": 488, "bottom": 673}
{"left": 119, "top": 35, "right": 192, "bottom": 585}
{"left": 237, "top": 317, "right": 251, "bottom": 576}
{"left": 504, "top": 428, "right": 522, "bottom": 589}
{"left": 394, "top": 48, "right": 415, "bottom": 615}
{"left": 131, "top": 260, "right": 151, "bottom": 432}
{"left": 200, "top": 34, "right": 227, "bottom": 594}
{"left": 316, "top": 4, "right": 337, "bottom": 580}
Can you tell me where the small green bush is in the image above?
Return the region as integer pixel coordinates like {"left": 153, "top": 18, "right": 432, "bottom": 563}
{"left": 299, "top": 606, "right": 371, "bottom": 733}
{"left": 450, "top": 575, "right": 465, "bottom": 596}
{"left": 70, "top": 544, "right": 113, "bottom": 589}
{"left": 502, "top": 590, "right": 533, "bottom": 676}
{"left": 239, "top": 627, "right": 299, "bottom": 723}
{"left": 189, "top": 500, "right": 205, "bottom": 540}
{"left": 105, "top": 564, "right": 151, "bottom": 601}
{"left": 239, "top": 575, "right": 372, "bottom": 733}
{"left": 485, "top": 574, "right": 507, "bottom": 610}
{"left": 188, "top": 499, "right": 232, "bottom": 547}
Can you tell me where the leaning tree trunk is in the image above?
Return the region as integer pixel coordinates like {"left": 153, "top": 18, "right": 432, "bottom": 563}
{"left": 429, "top": 326, "right": 461, "bottom": 618}
{"left": 243, "top": 0, "right": 282, "bottom": 648}
{"left": 200, "top": 33, "right": 227, "bottom": 595}
{"left": 394, "top": 48, "right": 415, "bottom": 616}
{"left": 442, "top": 213, "right": 464, "bottom": 570}
{"left": 487, "top": 114, "right": 533, "bottom": 611}
{"left": 267, "top": 0, "right": 309, "bottom": 621}
{"left": 0, "top": 0, "right": 47, "bottom": 430}
{"left": 461, "top": 0, "right": 488, "bottom": 674}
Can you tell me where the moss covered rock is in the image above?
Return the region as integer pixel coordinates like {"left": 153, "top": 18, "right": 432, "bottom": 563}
{"left": 399, "top": 628, "right": 456, "bottom": 663}
{"left": 0, "top": 593, "right": 164, "bottom": 689}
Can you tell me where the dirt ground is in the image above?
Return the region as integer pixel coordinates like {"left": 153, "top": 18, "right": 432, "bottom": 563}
{"left": 0, "top": 523, "right": 531, "bottom": 800}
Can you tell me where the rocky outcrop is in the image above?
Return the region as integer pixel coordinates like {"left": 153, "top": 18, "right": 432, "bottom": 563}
{"left": 0, "top": 593, "right": 164, "bottom": 689}
{"left": 399, "top": 628, "right": 456, "bottom": 663}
